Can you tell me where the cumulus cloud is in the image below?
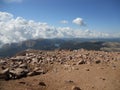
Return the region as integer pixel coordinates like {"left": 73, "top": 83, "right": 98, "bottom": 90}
{"left": 0, "top": 12, "right": 13, "bottom": 21}
{"left": 0, "top": 12, "right": 117, "bottom": 47}
{"left": 60, "top": 20, "right": 68, "bottom": 24}
{"left": 3, "top": 0, "right": 23, "bottom": 3}
{"left": 72, "top": 17, "right": 85, "bottom": 26}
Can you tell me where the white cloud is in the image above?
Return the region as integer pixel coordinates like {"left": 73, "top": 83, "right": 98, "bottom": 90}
{"left": 0, "top": 12, "right": 13, "bottom": 21}
{"left": 3, "top": 0, "right": 23, "bottom": 3}
{"left": 60, "top": 20, "right": 68, "bottom": 24}
{"left": 0, "top": 12, "right": 118, "bottom": 46}
{"left": 72, "top": 17, "right": 85, "bottom": 26}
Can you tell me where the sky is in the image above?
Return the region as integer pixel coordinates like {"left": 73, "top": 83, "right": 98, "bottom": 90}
{"left": 0, "top": 0, "right": 120, "bottom": 45}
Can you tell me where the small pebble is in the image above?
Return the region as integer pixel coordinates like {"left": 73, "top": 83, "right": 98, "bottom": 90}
{"left": 38, "top": 81, "right": 46, "bottom": 86}
{"left": 72, "top": 86, "right": 81, "bottom": 90}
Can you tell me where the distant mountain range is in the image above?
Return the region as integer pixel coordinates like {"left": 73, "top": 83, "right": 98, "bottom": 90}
{"left": 0, "top": 38, "right": 120, "bottom": 57}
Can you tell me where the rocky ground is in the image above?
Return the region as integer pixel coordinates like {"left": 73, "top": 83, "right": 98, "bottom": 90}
{"left": 0, "top": 49, "right": 120, "bottom": 90}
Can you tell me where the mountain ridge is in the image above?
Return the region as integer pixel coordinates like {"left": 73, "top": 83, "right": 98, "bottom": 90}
{"left": 0, "top": 38, "right": 120, "bottom": 57}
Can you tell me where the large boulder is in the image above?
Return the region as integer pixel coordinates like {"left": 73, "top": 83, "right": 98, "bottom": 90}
{"left": 0, "top": 68, "right": 9, "bottom": 80}
{"left": 0, "top": 60, "right": 7, "bottom": 65}
{"left": 9, "top": 68, "right": 29, "bottom": 79}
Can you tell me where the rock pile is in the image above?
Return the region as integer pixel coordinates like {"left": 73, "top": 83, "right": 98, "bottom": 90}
{"left": 0, "top": 49, "right": 120, "bottom": 80}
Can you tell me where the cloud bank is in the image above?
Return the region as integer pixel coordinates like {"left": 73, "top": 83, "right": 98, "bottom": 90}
{"left": 0, "top": 12, "right": 118, "bottom": 46}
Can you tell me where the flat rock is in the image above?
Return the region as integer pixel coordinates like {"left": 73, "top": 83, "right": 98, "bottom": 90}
{"left": 19, "top": 63, "right": 27, "bottom": 68}
{"left": 27, "top": 70, "right": 44, "bottom": 76}
{"left": 77, "top": 60, "right": 85, "bottom": 65}
{"left": 0, "top": 68, "right": 9, "bottom": 74}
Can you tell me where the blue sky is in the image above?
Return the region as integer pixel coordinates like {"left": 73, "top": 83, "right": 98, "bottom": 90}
{"left": 0, "top": 0, "right": 120, "bottom": 41}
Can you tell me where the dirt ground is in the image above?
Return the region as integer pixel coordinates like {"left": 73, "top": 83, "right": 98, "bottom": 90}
{"left": 0, "top": 50, "right": 120, "bottom": 90}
